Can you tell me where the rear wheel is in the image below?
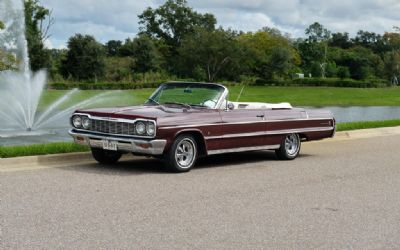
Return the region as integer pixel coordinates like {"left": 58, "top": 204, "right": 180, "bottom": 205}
{"left": 91, "top": 148, "right": 122, "bottom": 164}
{"left": 164, "top": 134, "right": 198, "bottom": 172}
{"left": 275, "top": 133, "right": 301, "bottom": 160}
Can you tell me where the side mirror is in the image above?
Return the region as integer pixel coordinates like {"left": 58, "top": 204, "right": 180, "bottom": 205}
{"left": 227, "top": 102, "right": 235, "bottom": 110}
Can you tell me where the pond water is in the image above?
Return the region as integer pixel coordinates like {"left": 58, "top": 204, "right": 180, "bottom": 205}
{"left": 308, "top": 106, "right": 400, "bottom": 123}
{"left": 2, "top": 106, "right": 400, "bottom": 146}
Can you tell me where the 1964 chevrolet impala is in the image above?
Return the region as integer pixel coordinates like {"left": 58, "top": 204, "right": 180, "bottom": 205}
{"left": 69, "top": 82, "right": 335, "bottom": 172}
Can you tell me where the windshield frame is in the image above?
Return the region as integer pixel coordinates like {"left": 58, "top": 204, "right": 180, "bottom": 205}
{"left": 147, "top": 82, "right": 228, "bottom": 109}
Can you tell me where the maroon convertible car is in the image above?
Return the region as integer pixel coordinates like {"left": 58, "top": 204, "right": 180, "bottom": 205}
{"left": 69, "top": 82, "right": 335, "bottom": 172}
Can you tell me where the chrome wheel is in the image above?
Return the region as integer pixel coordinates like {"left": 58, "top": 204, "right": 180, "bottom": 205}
{"left": 175, "top": 138, "right": 196, "bottom": 169}
{"left": 285, "top": 134, "right": 300, "bottom": 156}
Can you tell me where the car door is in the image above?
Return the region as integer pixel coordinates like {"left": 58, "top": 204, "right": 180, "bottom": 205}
{"left": 218, "top": 107, "right": 266, "bottom": 150}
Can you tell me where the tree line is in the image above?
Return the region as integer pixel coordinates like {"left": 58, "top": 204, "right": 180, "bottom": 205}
{"left": 2, "top": 0, "right": 400, "bottom": 85}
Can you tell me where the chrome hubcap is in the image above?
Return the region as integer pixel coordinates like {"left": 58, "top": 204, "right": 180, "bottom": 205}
{"left": 285, "top": 134, "right": 300, "bottom": 156}
{"left": 175, "top": 139, "right": 195, "bottom": 168}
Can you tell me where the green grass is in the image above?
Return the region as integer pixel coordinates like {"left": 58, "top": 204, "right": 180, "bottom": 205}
{"left": 336, "top": 119, "right": 400, "bottom": 131}
{"left": 38, "top": 86, "right": 400, "bottom": 110}
{"left": 227, "top": 86, "right": 400, "bottom": 106}
{"left": 0, "top": 142, "right": 89, "bottom": 158}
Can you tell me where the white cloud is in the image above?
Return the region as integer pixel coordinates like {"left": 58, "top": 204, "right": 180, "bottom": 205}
{"left": 38, "top": 0, "right": 400, "bottom": 47}
{"left": 50, "top": 21, "right": 137, "bottom": 43}
{"left": 40, "top": 0, "right": 154, "bottom": 47}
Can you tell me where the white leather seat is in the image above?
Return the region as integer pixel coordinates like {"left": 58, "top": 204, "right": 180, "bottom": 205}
{"left": 229, "top": 101, "right": 292, "bottom": 109}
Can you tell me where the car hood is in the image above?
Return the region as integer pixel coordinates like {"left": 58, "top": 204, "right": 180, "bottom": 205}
{"left": 75, "top": 105, "right": 206, "bottom": 120}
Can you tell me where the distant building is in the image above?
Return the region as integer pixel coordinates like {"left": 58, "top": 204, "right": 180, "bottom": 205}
{"left": 292, "top": 73, "right": 304, "bottom": 79}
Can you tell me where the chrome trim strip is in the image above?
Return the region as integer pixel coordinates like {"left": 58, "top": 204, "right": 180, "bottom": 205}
{"left": 72, "top": 113, "right": 157, "bottom": 139}
{"left": 73, "top": 113, "right": 137, "bottom": 123}
{"left": 72, "top": 128, "right": 150, "bottom": 139}
{"left": 266, "top": 126, "right": 334, "bottom": 135}
{"left": 208, "top": 144, "right": 280, "bottom": 155}
{"left": 215, "top": 85, "right": 229, "bottom": 109}
{"left": 159, "top": 118, "right": 334, "bottom": 130}
{"left": 69, "top": 130, "right": 166, "bottom": 155}
{"left": 204, "top": 126, "right": 334, "bottom": 140}
{"left": 332, "top": 119, "right": 336, "bottom": 137}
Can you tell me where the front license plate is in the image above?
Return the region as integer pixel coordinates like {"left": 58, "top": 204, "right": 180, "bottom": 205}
{"left": 102, "top": 140, "right": 118, "bottom": 151}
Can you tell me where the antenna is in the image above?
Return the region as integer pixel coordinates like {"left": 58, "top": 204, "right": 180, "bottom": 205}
{"left": 236, "top": 85, "right": 245, "bottom": 101}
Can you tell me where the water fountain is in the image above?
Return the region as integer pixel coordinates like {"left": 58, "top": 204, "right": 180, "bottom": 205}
{"left": 0, "top": 0, "right": 117, "bottom": 145}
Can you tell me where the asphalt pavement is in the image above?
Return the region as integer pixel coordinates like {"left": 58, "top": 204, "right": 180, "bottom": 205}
{"left": 1, "top": 135, "right": 400, "bottom": 249}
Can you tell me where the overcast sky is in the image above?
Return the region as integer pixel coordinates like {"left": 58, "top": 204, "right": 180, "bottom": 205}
{"left": 40, "top": 0, "right": 400, "bottom": 49}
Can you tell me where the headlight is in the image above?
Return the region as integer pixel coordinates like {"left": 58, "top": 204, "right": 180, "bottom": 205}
{"left": 82, "top": 117, "right": 91, "bottom": 129}
{"left": 135, "top": 121, "right": 146, "bottom": 135}
{"left": 72, "top": 115, "right": 82, "bottom": 128}
{"left": 146, "top": 122, "right": 155, "bottom": 136}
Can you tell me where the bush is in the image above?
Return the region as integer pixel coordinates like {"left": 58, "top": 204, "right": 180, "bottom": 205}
{"left": 255, "top": 77, "right": 390, "bottom": 88}
{"left": 48, "top": 81, "right": 164, "bottom": 90}
{"left": 337, "top": 66, "right": 350, "bottom": 79}
{"left": 104, "top": 57, "right": 134, "bottom": 82}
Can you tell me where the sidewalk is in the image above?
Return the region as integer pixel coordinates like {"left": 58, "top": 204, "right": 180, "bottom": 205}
{"left": 332, "top": 126, "right": 400, "bottom": 141}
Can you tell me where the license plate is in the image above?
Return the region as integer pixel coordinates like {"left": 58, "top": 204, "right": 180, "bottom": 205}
{"left": 102, "top": 140, "right": 118, "bottom": 151}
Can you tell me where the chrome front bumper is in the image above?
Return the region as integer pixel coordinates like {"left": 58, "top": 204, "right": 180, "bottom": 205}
{"left": 69, "top": 130, "right": 167, "bottom": 155}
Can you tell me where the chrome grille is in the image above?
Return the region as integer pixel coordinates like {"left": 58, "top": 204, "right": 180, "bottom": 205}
{"left": 89, "top": 119, "right": 135, "bottom": 135}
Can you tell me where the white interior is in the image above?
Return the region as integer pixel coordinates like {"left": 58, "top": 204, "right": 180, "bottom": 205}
{"left": 228, "top": 101, "right": 292, "bottom": 110}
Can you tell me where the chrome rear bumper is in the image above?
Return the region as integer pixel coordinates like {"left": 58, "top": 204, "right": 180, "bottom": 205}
{"left": 69, "top": 130, "right": 166, "bottom": 155}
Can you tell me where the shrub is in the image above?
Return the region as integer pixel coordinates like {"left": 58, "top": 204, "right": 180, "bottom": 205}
{"left": 337, "top": 66, "right": 350, "bottom": 79}
{"left": 255, "top": 77, "right": 390, "bottom": 88}
{"left": 48, "top": 81, "right": 164, "bottom": 90}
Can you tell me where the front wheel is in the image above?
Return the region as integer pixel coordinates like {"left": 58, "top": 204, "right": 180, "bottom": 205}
{"left": 164, "top": 134, "right": 198, "bottom": 172}
{"left": 91, "top": 148, "right": 122, "bottom": 164}
{"left": 275, "top": 133, "right": 301, "bottom": 160}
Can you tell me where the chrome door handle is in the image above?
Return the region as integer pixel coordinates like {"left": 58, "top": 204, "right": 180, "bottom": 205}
{"left": 256, "top": 115, "right": 265, "bottom": 118}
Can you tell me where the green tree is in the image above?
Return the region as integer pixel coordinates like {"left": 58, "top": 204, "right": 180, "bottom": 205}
{"left": 130, "top": 35, "right": 160, "bottom": 81}
{"left": 264, "top": 47, "right": 296, "bottom": 79}
{"left": 178, "top": 28, "right": 243, "bottom": 81}
{"left": 383, "top": 51, "right": 400, "bottom": 83}
{"left": 305, "top": 22, "right": 331, "bottom": 43}
{"left": 330, "top": 32, "right": 352, "bottom": 49}
{"left": 383, "top": 32, "right": 400, "bottom": 51}
{"left": 24, "top": 0, "right": 54, "bottom": 71}
{"left": 353, "top": 30, "right": 389, "bottom": 55}
{"left": 0, "top": 20, "right": 17, "bottom": 71}
{"left": 303, "top": 22, "right": 331, "bottom": 77}
{"left": 0, "top": 50, "right": 17, "bottom": 71}
{"left": 104, "top": 56, "right": 134, "bottom": 82}
{"left": 296, "top": 38, "right": 324, "bottom": 75}
{"left": 339, "top": 47, "right": 381, "bottom": 80}
{"left": 105, "top": 40, "right": 122, "bottom": 56}
{"left": 239, "top": 29, "right": 300, "bottom": 80}
{"left": 337, "top": 66, "right": 350, "bottom": 79}
{"left": 48, "top": 48, "right": 66, "bottom": 80}
{"left": 119, "top": 38, "right": 136, "bottom": 56}
{"left": 61, "top": 34, "right": 106, "bottom": 81}
{"left": 383, "top": 29, "right": 400, "bottom": 83}
{"left": 138, "top": 0, "right": 216, "bottom": 51}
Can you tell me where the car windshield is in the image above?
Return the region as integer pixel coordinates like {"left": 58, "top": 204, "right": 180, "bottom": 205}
{"left": 147, "top": 83, "right": 226, "bottom": 109}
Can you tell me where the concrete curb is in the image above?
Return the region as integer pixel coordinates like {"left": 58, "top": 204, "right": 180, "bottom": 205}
{"left": 1, "top": 126, "right": 400, "bottom": 170}
{"left": 0, "top": 152, "right": 93, "bottom": 168}
{"left": 330, "top": 126, "right": 400, "bottom": 141}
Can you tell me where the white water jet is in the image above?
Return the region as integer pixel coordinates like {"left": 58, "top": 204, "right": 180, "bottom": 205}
{"left": 0, "top": 0, "right": 119, "bottom": 137}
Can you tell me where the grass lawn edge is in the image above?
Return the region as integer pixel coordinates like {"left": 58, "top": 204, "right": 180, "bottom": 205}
{"left": 1, "top": 119, "right": 400, "bottom": 158}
